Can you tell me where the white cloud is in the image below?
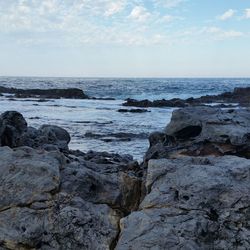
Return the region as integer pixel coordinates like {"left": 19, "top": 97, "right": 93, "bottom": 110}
{"left": 218, "top": 9, "right": 235, "bottom": 21}
{"left": 161, "top": 15, "right": 183, "bottom": 23}
{"left": 201, "top": 26, "right": 243, "bottom": 40}
{"left": 129, "top": 6, "right": 151, "bottom": 22}
{"left": 104, "top": 1, "right": 125, "bottom": 16}
{"left": 154, "top": 0, "right": 185, "bottom": 8}
{"left": 244, "top": 8, "right": 250, "bottom": 19}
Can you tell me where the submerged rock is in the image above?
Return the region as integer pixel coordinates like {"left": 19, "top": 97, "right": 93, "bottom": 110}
{"left": 118, "top": 108, "right": 150, "bottom": 113}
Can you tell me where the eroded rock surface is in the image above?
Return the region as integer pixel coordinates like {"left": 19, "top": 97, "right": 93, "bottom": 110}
{"left": 0, "top": 145, "right": 141, "bottom": 250}
{"left": 145, "top": 106, "right": 250, "bottom": 161}
{"left": 117, "top": 156, "right": 250, "bottom": 249}
{"left": 0, "top": 111, "right": 141, "bottom": 250}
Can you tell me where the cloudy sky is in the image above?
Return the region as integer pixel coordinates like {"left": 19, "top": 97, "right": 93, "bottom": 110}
{"left": 0, "top": 0, "right": 250, "bottom": 77}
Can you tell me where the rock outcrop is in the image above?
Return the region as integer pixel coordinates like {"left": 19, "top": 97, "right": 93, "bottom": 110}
{"left": 116, "top": 106, "right": 250, "bottom": 249}
{"left": 0, "top": 86, "right": 89, "bottom": 99}
{"left": 0, "top": 111, "right": 141, "bottom": 250}
{"left": 117, "top": 156, "right": 250, "bottom": 249}
{"left": 122, "top": 87, "right": 250, "bottom": 108}
{"left": 1, "top": 105, "right": 250, "bottom": 249}
{"left": 145, "top": 106, "right": 250, "bottom": 161}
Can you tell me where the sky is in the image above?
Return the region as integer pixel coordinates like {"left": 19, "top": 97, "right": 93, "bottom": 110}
{"left": 0, "top": 0, "right": 250, "bottom": 77}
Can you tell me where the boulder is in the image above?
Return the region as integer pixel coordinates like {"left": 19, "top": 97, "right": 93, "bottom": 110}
{"left": 145, "top": 106, "right": 250, "bottom": 161}
{"left": 117, "top": 156, "right": 250, "bottom": 249}
{"left": 0, "top": 111, "right": 27, "bottom": 147}
{"left": 38, "top": 125, "right": 71, "bottom": 151}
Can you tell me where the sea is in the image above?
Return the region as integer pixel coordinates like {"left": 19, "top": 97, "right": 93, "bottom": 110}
{"left": 0, "top": 77, "right": 249, "bottom": 161}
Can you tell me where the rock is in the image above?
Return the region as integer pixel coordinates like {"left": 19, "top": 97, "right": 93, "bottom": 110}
{"left": 0, "top": 145, "right": 141, "bottom": 249}
{"left": 84, "top": 132, "right": 148, "bottom": 142}
{"left": 0, "top": 198, "right": 119, "bottom": 250}
{"left": 0, "top": 146, "right": 61, "bottom": 211}
{"left": 0, "top": 86, "right": 89, "bottom": 99}
{"left": 118, "top": 109, "right": 150, "bottom": 113}
{"left": 122, "top": 87, "right": 250, "bottom": 108}
{"left": 0, "top": 111, "right": 71, "bottom": 151}
{"left": 116, "top": 156, "right": 250, "bottom": 249}
{"left": 123, "top": 98, "right": 187, "bottom": 108}
{"left": 61, "top": 157, "right": 141, "bottom": 213}
{"left": 0, "top": 111, "right": 27, "bottom": 147}
{"left": 145, "top": 106, "right": 250, "bottom": 161}
{"left": 38, "top": 125, "right": 71, "bottom": 151}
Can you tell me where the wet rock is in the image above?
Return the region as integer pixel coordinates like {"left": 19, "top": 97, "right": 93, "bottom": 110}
{"left": 0, "top": 86, "right": 89, "bottom": 99}
{"left": 118, "top": 109, "right": 150, "bottom": 113}
{"left": 122, "top": 87, "right": 250, "bottom": 108}
{"left": 38, "top": 125, "right": 71, "bottom": 150}
{"left": 117, "top": 156, "right": 250, "bottom": 249}
{"left": 123, "top": 98, "right": 187, "bottom": 108}
{"left": 84, "top": 132, "right": 148, "bottom": 142}
{"left": 0, "top": 111, "right": 27, "bottom": 147}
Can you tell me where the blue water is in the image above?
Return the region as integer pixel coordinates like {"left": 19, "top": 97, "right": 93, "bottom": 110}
{"left": 0, "top": 77, "right": 249, "bottom": 160}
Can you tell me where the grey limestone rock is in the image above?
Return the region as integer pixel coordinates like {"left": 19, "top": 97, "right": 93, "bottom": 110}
{"left": 117, "top": 156, "right": 250, "bottom": 250}
{"left": 145, "top": 106, "right": 250, "bottom": 161}
{"left": 0, "top": 145, "right": 141, "bottom": 250}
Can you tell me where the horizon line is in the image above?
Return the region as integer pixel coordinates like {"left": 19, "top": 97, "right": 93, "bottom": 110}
{"left": 1, "top": 75, "right": 250, "bottom": 79}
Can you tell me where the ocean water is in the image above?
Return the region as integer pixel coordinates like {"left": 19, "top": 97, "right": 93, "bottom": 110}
{"left": 0, "top": 77, "right": 249, "bottom": 160}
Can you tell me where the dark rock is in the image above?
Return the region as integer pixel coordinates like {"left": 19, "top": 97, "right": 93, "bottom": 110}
{"left": 123, "top": 98, "right": 187, "bottom": 108}
{"left": 0, "top": 111, "right": 27, "bottom": 147}
{"left": 118, "top": 109, "right": 150, "bottom": 113}
{"left": 0, "top": 111, "right": 71, "bottom": 151}
{"left": 123, "top": 87, "right": 250, "bottom": 108}
{"left": 84, "top": 131, "right": 148, "bottom": 142}
{"left": 0, "top": 86, "right": 89, "bottom": 99}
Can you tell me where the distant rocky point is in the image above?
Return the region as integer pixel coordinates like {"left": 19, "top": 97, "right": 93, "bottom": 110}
{"left": 0, "top": 86, "right": 89, "bottom": 99}
{"left": 123, "top": 87, "right": 250, "bottom": 108}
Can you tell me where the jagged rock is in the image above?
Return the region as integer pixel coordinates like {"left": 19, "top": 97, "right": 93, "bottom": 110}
{"left": 0, "top": 146, "right": 61, "bottom": 211}
{"left": 117, "top": 156, "right": 250, "bottom": 249}
{"left": 145, "top": 106, "right": 250, "bottom": 161}
{"left": 61, "top": 157, "right": 141, "bottom": 213}
{"left": 122, "top": 87, "right": 250, "bottom": 108}
{"left": 0, "top": 145, "right": 141, "bottom": 249}
{"left": 0, "top": 196, "right": 120, "bottom": 250}
{"left": 123, "top": 98, "right": 187, "bottom": 108}
{"left": 0, "top": 111, "right": 27, "bottom": 147}
{"left": 0, "top": 111, "right": 71, "bottom": 151}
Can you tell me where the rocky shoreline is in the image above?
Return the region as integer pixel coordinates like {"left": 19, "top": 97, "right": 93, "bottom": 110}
{"left": 123, "top": 87, "right": 250, "bottom": 108}
{"left": 0, "top": 87, "right": 250, "bottom": 249}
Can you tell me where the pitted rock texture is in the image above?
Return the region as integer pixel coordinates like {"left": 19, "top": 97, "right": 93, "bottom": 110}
{"left": 145, "top": 106, "right": 250, "bottom": 161}
{"left": 0, "top": 146, "right": 141, "bottom": 250}
{"left": 116, "top": 156, "right": 250, "bottom": 250}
